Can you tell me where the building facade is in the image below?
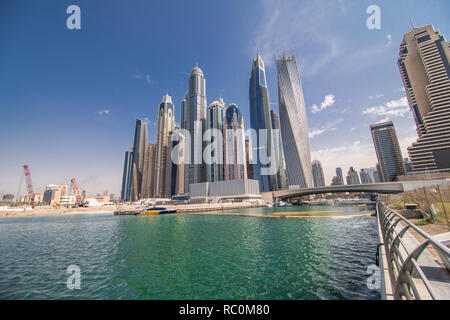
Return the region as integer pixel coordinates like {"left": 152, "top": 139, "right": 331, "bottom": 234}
{"left": 249, "top": 55, "right": 278, "bottom": 192}
{"left": 165, "top": 129, "right": 186, "bottom": 197}
{"left": 130, "top": 119, "right": 148, "bottom": 200}
{"left": 275, "top": 54, "right": 313, "bottom": 188}
{"left": 312, "top": 160, "right": 325, "bottom": 187}
{"left": 398, "top": 25, "right": 450, "bottom": 170}
{"left": 370, "top": 121, "right": 406, "bottom": 182}
{"left": 120, "top": 148, "right": 133, "bottom": 201}
{"left": 223, "top": 103, "right": 247, "bottom": 181}
{"left": 359, "top": 168, "right": 373, "bottom": 184}
{"left": 43, "top": 184, "right": 61, "bottom": 205}
{"left": 346, "top": 167, "right": 361, "bottom": 185}
{"left": 207, "top": 98, "right": 226, "bottom": 182}
{"left": 184, "top": 66, "right": 208, "bottom": 190}
{"left": 153, "top": 94, "right": 175, "bottom": 198}
{"left": 141, "top": 143, "right": 156, "bottom": 199}
{"left": 270, "top": 110, "right": 288, "bottom": 190}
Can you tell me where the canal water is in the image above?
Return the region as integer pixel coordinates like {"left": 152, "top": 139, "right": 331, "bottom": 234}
{"left": 0, "top": 205, "right": 380, "bottom": 300}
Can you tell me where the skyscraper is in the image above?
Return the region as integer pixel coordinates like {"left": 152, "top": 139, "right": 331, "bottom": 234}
{"left": 275, "top": 54, "right": 313, "bottom": 188}
{"left": 165, "top": 129, "right": 185, "bottom": 197}
{"left": 312, "top": 160, "right": 325, "bottom": 187}
{"left": 359, "top": 168, "right": 373, "bottom": 184}
{"left": 270, "top": 110, "right": 288, "bottom": 190}
{"left": 185, "top": 66, "right": 207, "bottom": 189}
{"left": 121, "top": 148, "right": 133, "bottom": 201}
{"left": 223, "top": 103, "right": 247, "bottom": 181}
{"left": 130, "top": 119, "right": 148, "bottom": 200}
{"left": 398, "top": 25, "right": 450, "bottom": 170}
{"left": 346, "top": 167, "right": 360, "bottom": 185}
{"left": 153, "top": 94, "right": 175, "bottom": 198}
{"left": 207, "top": 98, "right": 226, "bottom": 182}
{"left": 336, "top": 167, "right": 344, "bottom": 185}
{"left": 370, "top": 121, "right": 406, "bottom": 182}
{"left": 249, "top": 54, "right": 278, "bottom": 192}
{"left": 141, "top": 143, "right": 156, "bottom": 199}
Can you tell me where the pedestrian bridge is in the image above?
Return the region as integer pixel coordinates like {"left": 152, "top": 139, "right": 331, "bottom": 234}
{"left": 263, "top": 182, "right": 404, "bottom": 201}
{"left": 262, "top": 179, "right": 450, "bottom": 201}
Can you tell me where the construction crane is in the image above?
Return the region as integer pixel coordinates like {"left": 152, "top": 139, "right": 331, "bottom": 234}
{"left": 23, "top": 165, "right": 36, "bottom": 206}
{"left": 70, "top": 178, "right": 84, "bottom": 206}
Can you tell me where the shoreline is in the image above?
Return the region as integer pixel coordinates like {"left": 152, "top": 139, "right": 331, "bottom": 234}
{"left": 0, "top": 206, "right": 117, "bottom": 218}
{"left": 0, "top": 202, "right": 267, "bottom": 218}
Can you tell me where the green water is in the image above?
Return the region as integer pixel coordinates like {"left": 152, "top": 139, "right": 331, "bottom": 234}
{"left": 0, "top": 205, "right": 380, "bottom": 299}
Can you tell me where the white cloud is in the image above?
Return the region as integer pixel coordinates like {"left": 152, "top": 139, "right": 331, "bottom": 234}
{"left": 309, "top": 118, "right": 343, "bottom": 138}
{"left": 350, "top": 127, "right": 357, "bottom": 132}
{"left": 376, "top": 117, "right": 391, "bottom": 123}
{"left": 309, "top": 128, "right": 327, "bottom": 138}
{"left": 311, "top": 94, "right": 336, "bottom": 114}
{"left": 386, "top": 34, "right": 392, "bottom": 46}
{"left": 134, "top": 72, "right": 153, "bottom": 85}
{"left": 98, "top": 109, "right": 110, "bottom": 115}
{"left": 363, "top": 97, "right": 409, "bottom": 118}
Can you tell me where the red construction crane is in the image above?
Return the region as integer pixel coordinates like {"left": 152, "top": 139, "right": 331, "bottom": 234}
{"left": 70, "top": 178, "right": 86, "bottom": 206}
{"left": 23, "top": 165, "right": 35, "bottom": 206}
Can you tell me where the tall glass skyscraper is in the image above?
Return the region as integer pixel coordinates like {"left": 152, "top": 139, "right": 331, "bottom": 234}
{"left": 207, "top": 98, "right": 226, "bottom": 182}
{"left": 249, "top": 55, "right": 278, "bottom": 192}
{"left": 185, "top": 66, "right": 207, "bottom": 190}
{"left": 275, "top": 54, "right": 313, "bottom": 188}
{"left": 224, "top": 103, "right": 247, "bottom": 181}
{"left": 120, "top": 148, "right": 133, "bottom": 201}
{"left": 312, "top": 160, "right": 325, "bottom": 187}
{"left": 370, "top": 121, "right": 406, "bottom": 182}
{"left": 398, "top": 25, "right": 450, "bottom": 170}
{"left": 130, "top": 119, "right": 148, "bottom": 200}
{"left": 154, "top": 94, "right": 175, "bottom": 198}
{"left": 270, "top": 110, "right": 288, "bottom": 190}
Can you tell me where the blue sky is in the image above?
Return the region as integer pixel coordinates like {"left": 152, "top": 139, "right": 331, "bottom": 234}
{"left": 1, "top": 0, "right": 449, "bottom": 196}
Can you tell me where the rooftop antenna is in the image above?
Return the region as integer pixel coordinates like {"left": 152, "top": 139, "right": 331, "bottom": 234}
{"left": 409, "top": 16, "right": 415, "bottom": 30}
{"left": 195, "top": 61, "right": 198, "bottom": 68}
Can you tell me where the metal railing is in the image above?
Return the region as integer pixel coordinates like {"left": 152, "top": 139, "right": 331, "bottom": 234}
{"left": 377, "top": 202, "right": 450, "bottom": 300}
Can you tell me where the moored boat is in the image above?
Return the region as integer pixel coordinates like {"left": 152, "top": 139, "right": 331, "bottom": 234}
{"left": 135, "top": 207, "right": 177, "bottom": 216}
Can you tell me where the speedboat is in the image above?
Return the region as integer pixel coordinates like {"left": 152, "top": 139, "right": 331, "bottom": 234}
{"left": 274, "top": 201, "right": 292, "bottom": 207}
{"left": 135, "top": 207, "right": 177, "bottom": 216}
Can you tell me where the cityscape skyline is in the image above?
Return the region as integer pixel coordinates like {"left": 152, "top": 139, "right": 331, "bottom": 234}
{"left": 1, "top": 1, "right": 450, "bottom": 196}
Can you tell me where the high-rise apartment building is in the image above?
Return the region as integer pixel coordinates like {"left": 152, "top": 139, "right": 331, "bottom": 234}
{"left": 207, "top": 98, "right": 226, "bottom": 182}
{"left": 336, "top": 167, "right": 344, "bottom": 185}
{"left": 165, "top": 129, "right": 186, "bottom": 197}
{"left": 398, "top": 25, "right": 450, "bottom": 170}
{"left": 223, "top": 103, "right": 247, "bottom": 181}
{"left": 249, "top": 55, "right": 278, "bottom": 192}
{"left": 312, "top": 160, "right": 325, "bottom": 187}
{"left": 275, "top": 54, "right": 313, "bottom": 188}
{"left": 185, "top": 66, "right": 207, "bottom": 189}
{"left": 153, "top": 94, "right": 175, "bottom": 198}
{"left": 120, "top": 148, "right": 133, "bottom": 201}
{"left": 43, "top": 184, "right": 61, "bottom": 205}
{"left": 346, "top": 167, "right": 361, "bottom": 185}
{"left": 60, "top": 183, "right": 68, "bottom": 197}
{"left": 370, "top": 121, "right": 406, "bottom": 182}
{"left": 359, "top": 168, "right": 373, "bottom": 184}
{"left": 245, "top": 138, "right": 254, "bottom": 180}
{"left": 130, "top": 119, "right": 148, "bottom": 200}
{"left": 270, "top": 110, "right": 288, "bottom": 190}
{"left": 141, "top": 143, "right": 156, "bottom": 199}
